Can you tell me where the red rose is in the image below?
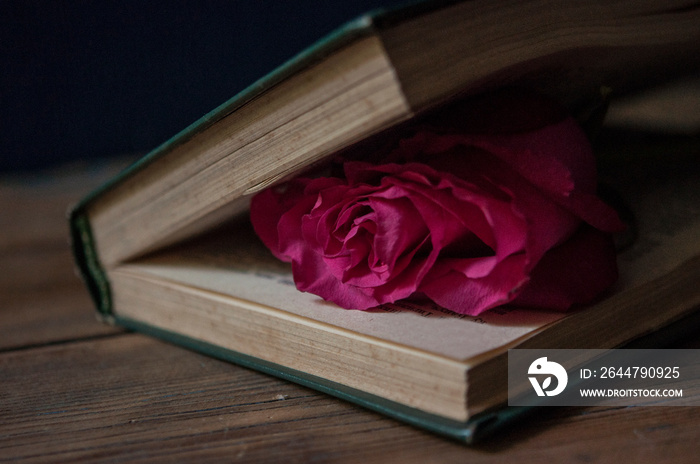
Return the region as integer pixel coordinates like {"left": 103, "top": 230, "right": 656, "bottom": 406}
{"left": 250, "top": 90, "right": 623, "bottom": 315}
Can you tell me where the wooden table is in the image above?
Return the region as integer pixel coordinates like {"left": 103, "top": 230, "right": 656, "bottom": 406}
{"left": 2, "top": 160, "right": 698, "bottom": 463}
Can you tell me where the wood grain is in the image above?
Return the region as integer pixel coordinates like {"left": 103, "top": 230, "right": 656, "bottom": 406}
{"left": 2, "top": 334, "right": 699, "bottom": 463}
{"left": 0, "top": 163, "right": 130, "bottom": 350}
{"left": 1, "top": 164, "right": 699, "bottom": 463}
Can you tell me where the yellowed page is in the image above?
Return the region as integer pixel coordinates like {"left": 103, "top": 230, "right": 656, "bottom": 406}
{"left": 120, "top": 132, "right": 700, "bottom": 361}
{"left": 121, "top": 224, "right": 564, "bottom": 361}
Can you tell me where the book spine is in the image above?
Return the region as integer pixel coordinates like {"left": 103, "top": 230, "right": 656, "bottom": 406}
{"left": 69, "top": 206, "right": 113, "bottom": 317}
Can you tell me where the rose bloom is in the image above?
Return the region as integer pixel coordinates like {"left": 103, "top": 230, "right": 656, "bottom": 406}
{"left": 250, "top": 90, "right": 623, "bottom": 315}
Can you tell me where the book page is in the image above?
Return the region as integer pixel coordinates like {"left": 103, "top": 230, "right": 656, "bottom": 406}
{"left": 125, "top": 224, "right": 564, "bottom": 361}
{"left": 125, "top": 135, "right": 700, "bottom": 361}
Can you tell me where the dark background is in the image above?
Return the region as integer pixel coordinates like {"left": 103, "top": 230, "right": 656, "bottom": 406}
{"left": 1, "top": 0, "right": 407, "bottom": 172}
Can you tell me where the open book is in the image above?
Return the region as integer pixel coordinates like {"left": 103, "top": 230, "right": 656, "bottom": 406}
{"left": 70, "top": 0, "right": 700, "bottom": 442}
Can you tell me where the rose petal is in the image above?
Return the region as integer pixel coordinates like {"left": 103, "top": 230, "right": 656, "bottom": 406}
{"left": 292, "top": 246, "right": 380, "bottom": 309}
{"left": 250, "top": 89, "right": 623, "bottom": 315}
{"left": 250, "top": 179, "right": 312, "bottom": 261}
{"left": 419, "top": 253, "right": 530, "bottom": 315}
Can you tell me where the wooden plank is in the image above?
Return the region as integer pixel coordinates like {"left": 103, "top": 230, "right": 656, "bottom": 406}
{"left": 0, "top": 284, "right": 119, "bottom": 350}
{"left": 0, "top": 158, "right": 134, "bottom": 252}
{"left": 1, "top": 246, "right": 79, "bottom": 292}
{"left": 0, "top": 229, "right": 122, "bottom": 350}
{"left": 1, "top": 333, "right": 699, "bottom": 463}
{"left": 0, "top": 161, "right": 131, "bottom": 349}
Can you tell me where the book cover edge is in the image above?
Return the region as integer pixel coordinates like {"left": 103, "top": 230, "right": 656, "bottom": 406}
{"left": 112, "top": 313, "right": 533, "bottom": 444}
